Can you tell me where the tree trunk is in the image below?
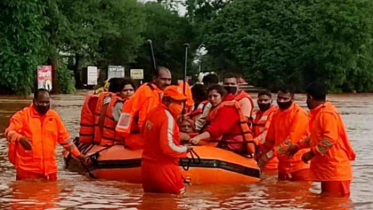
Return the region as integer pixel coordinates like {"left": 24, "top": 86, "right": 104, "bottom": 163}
{"left": 74, "top": 54, "right": 82, "bottom": 89}
{"left": 49, "top": 53, "right": 60, "bottom": 94}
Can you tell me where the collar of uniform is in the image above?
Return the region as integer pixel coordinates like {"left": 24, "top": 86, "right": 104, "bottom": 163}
{"left": 30, "top": 103, "right": 52, "bottom": 118}
{"left": 309, "top": 102, "right": 327, "bottom": 116}
{"left": 148, "top": 83, "right": 162, "bottom": 93}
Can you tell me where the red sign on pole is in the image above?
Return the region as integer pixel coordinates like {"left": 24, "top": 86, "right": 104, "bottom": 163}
{"left": 37, "top": 65, "right": 53, "bottom": 91}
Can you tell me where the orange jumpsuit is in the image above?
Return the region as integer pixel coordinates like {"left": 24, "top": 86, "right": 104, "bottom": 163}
{"left": 117, "top": 83, "right": 163, "bottom": 149}
{"left": 4, "top": 104, "right": 81, "bottom": 180}
{"left": 142, "top": 104, "right": 188, "bottom": 194}
{"left": 298, "top": 102, "right": 356, "bottom": 195}
{"left": 253, "top": 105, "right": 278, "bottom": 170}
{"left": 263, "top": 102, "right": 310, "bottom": 180}
{"left": 178, "top": 81, "right": 194, "bottom": 112}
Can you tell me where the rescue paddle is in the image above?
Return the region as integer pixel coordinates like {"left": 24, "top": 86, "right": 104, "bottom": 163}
{"left": 147, "top": 39, "right": 157, "bottom": 74}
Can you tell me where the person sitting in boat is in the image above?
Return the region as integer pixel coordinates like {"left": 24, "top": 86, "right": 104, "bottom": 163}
{"left": 179, "top": 118, "right": 195, "bottom": 134}
{"left": 189, "top": 84, "right": 255, "bottom": 155}
{"left": 99, "top": 78, "right": 136, "bottom": 146}
{"left": 187, "top": 84, "right": 208, "bottom": 121}
{"left": 79, "top": 78, "right": 123, "bottom": 145}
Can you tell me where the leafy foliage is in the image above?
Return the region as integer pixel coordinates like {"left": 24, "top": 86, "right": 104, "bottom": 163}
{"left": 0, "top": 0, "right": 48, "bottom": 95}
{"left": 203, "top": 0, "right": 373, "bottom": 92}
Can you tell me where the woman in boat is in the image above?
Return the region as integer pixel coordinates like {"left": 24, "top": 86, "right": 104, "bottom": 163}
{"left": 190, "top": 84, "right": 254, "bottom": 154}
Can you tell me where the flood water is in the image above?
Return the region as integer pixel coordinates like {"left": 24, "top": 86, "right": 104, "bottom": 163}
{"left": 0, "top": 90, "right": 372, "bottom": 209}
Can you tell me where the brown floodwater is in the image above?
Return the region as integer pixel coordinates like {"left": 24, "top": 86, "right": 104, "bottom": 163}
{"left": 0, "top": 90, "right": 372, "bottom": 210}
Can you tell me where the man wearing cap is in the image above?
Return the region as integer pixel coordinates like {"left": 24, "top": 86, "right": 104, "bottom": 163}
{"left": 141, "top": 85, "right": 192, "bottom": 194}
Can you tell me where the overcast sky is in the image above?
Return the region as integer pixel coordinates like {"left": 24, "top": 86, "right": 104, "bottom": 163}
{"left": 141, "top": 0, "right": 187, "bottom": 16}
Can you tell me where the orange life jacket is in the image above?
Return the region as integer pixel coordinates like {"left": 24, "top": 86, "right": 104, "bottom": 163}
{"left": 116, "top": 83, "right": 162, "bottom": 138}
{"left": 79, "top": 94, "right": 99, "bottom": 144}
{"left": 253, "top": 106, "right": 278, "bottom": 143}
{"left": 100, "top": 93, "right": 125, "bottom": 146}
{"left": 207, "top": 100, "right": 255, "bottom": 154}
{"left": 234, "top": 91, "right": 254, "bottom": 125}
{"left": 94, "top": 92, "right": 112, "bottom": 144}
{"left": 188, "top": 100, "right": 208, "bottom": 121}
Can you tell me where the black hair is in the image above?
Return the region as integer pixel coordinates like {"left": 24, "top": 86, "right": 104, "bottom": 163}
{"left": 306, "top": 81, "right": 327, "bottom": 101}
{"left": 121, "top": 77, "right": 137, "bottom": 91}
{"left": 153, "top": 66, "right": 170, "bottom": 78}
{"left": 108, "top": 78, "right": 124, "bottom": 93}
{"left": 34, "top": 88, "right": 50, "bottom": 99}
{"left": 258, "top": 90, "right": 272, "bottom": 98}
{"left": 203, "top": 74, "right": 219, "bottom": 86}
{"left": 278, "top": 84, "right": 295, "bottom": 95}
{"left": 223, "top": 73, "right": 239, "bottom": 81}
{"left": 207, "top": 84, "right": 227, "bottom": 98}
{"left": 191, "top": 84, "right": 206, "bottom": 101}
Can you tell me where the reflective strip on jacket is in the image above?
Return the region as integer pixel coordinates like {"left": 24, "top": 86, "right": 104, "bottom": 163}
{"left": 142, "top": 104, "right": 187, "bottom": 165}
{"left": 298, "top": 102, "right": 355, "bottom": 181}
{"left": 4, "top": 104, "right": 80, "bottom": 175}
{"left": 264, "top": 102, "right": 310, "bottom": 173}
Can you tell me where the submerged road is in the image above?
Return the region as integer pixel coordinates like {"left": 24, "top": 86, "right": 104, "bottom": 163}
{"left": 0, "top": 90, "right": 372, "bottom": 209}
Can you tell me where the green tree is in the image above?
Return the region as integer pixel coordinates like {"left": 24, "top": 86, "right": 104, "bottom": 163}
{"left": 131, "top": 2, "right": 197, "bottom": 83}
{"left": 203, "top": 0, "right": 373, "bottom": 92}
{"left": 0, "top": 0, "right": 48, "bottom": 95}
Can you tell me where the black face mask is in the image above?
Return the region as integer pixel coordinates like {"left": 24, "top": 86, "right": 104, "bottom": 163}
{"left": 36, "top": 105, "right": 50, "bottom": 115}
{"left": 258, "top": 103, "right": 271, "bottom": 112}
{"left": 224, "top": 86, "right": 238, "bottom": 94}
{"left": 277, "top": 100, "right": 293, "bottom": 110}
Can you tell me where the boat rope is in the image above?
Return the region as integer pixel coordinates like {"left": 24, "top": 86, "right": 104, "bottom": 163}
{"left": 182, "top": 148, "right": 201, "bottom": 171}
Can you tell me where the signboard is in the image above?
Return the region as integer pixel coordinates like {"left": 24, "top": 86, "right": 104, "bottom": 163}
{"left": 130, "top": 69, "right": 144, "bottom": 80}
{"left": 177, "top": 76, "right": 192, "bottom": 84}
{"left": 108, "top": 65, "right": 125, "bottom": 80}
{"left": 37, "top": 65, "right": 53, "bottom": 91}
{"left": 87, "top": 66, "right": 98, "bottom": 85}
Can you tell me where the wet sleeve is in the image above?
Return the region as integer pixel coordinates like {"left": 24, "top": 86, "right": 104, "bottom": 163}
{"left": 253, "top": 112, "right": 275, "bottom": 145}
{"left": 205, "top": 107, "right": 239, "bottom": 139}
{"left": 263, "top": 116, "right": 276, "bottom": 152}
{"left": 195, "top": 102, "right": 212, "bottom": 131}
{"left": 274, "top": 111, "right": 309, "bottom": 156}
{"left": 159, "top": 111, "right": 187, "bottom": 157}
{"left": 311, "top": 113, "right": 338, "bottom": 156}
{"left": 4, "top": 110, "right": 24, "bottom": 144}
{"left": 56, "top": 115, "right": 80, "bottom": 157}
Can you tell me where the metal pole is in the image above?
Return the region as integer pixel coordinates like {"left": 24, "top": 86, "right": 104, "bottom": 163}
{"left": 147, "top": 39, "right": 157, "bottom": 76}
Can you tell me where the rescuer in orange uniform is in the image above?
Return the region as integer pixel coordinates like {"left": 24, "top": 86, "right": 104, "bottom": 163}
{"left": 223, "top": 74, "right": 254, "bottom": 125}
{"left": 116, "top": 66, "right": 172, "bottom": 149}
{"left": 141, "top": 85, "right": 192, "bottom": 194}
{"left": 5, "top": 89, "right": 86, "bottom": 181}
{"left": 258, "top": 86, "right": 310, "bottom": 181}
{"left": 252, "top": 90, "right": 278, "bottom": 170}
{"left": 287, "top": 82, "right": 356, "bottom": 195}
